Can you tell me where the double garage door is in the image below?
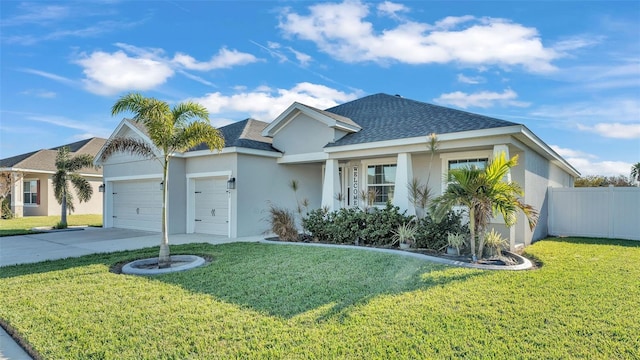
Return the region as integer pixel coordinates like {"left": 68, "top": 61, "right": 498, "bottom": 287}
{"left": 111, "top": 177, "right": 228, "bottom": 235}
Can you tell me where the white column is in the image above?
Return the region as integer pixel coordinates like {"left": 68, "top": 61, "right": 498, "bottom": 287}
{"left": 393, "top": 153, "right": 414, "bottom": 216}
{"left": 10, "top": 172, "right": 24, "bottom": 218}
{"left": 322, "top": 159, "right": 340, "bottom": 211}
{"left": 493, "top": 144, "right": 511, "bottom": 182}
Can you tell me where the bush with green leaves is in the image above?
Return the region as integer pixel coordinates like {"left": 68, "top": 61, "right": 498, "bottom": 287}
{"left": 1, "top": 197, "right": 14, "bottom": 219}
{"left": 414, "top": 210, "right": 468, "bottom": 251}
{"left": 267, "top": 203, "right": 298, "bottom": 241}
{"left": 303, "top": 202, "right": 412, "bottom": 246}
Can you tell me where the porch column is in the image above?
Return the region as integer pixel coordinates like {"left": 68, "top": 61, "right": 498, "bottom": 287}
{"left": 493, "top": 144, "right": 516, "bottom": 250}
{"left": 10, "top": 172, "right": 23, "bottom": 218}
{"left": 393, "top": 153, "right": 414, "bottom": 216}
{"left": 321, "top": 159, "right": 340, "bottom": 211}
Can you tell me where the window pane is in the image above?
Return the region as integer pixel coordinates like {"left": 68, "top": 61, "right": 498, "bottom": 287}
{"left": 367, "top": 166, "right": 375, "bottom": 184}
{"left": 383, "top": 165, "right": 396, "bottom": 184}
{"left": 24, "top": 181, "right": 31, "bottom": 192}
{"left": 24, "top": 193, "right": 31, "bottom": 204}
{"left": 31, "top": 194, "right": 38, "bottom": 204}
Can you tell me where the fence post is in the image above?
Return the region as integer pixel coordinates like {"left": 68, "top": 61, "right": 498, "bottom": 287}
{"left": 608, "top": 185, "right": 614, "bottom": 239}
{"left": 547, "top": 186, "right": 554, "bottom": 236}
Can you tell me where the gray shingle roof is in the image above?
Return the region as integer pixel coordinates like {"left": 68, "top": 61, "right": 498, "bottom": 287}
{"left": 295, "top": 102, "right": 361, "bottom": 130}
{"left": 0, "top": 138, "right": 106, "bottom": 174}
{"left": 324, "top": 93, "right": 519, "bottom": 147}
{"left": 190, "top": 119, "right": 278, "bottom": 153}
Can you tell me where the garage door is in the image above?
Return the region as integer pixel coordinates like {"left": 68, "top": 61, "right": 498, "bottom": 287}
{"left": 194, "top": 177, "right": 228, "bottom": 235}
{"left": 112, "top": 179, "right": 162, "bottom": 232}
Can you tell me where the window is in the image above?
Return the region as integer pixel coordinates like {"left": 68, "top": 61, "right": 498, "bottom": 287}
{"left": 367, "top": 164, "right": 396, "bottom": 205}
{"left": 24, "top": 180, "right": 39, "bottom": 205}
{"left": 448, "top": 158, "right": 488, "bottom": 171}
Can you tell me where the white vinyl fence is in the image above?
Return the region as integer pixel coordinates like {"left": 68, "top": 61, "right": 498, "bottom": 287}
{"left": 548, "top": 186, "right": 640, "bottom": 241}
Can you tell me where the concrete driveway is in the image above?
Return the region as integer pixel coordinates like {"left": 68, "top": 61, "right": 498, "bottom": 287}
{"left": 0, "top": 227, "right": 262, "bottom": 267}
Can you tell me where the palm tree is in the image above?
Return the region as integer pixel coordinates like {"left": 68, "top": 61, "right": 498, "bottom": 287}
{"left": 99, "top": 93, "right": 224, "bottom": 268}
{"left": 430, "top": 152, "right": 538, "bottom": 260}
{"left": 53, "top": 146, "right": 96, "bottom": 228}
{"left": 631, "top": 162, "right": 640, "bottom": 186}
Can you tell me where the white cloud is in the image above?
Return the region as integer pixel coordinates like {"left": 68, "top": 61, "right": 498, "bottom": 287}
{"left": 457, "top": 73, "right": 485, "bottom": 84}
{"left": 26, "top": 114, "right": 112, "bottom": 138}
{"left": 433, "top": 89, "right": 530, "bottom": 109}
{"left": 287, "top": 47, "right": 313, "bottom": 66}
{"left": 531, "top": 97, "right": 640, "bottom": 130}
{"left": 172, "top": 47, "right": 259, "bottom": 71}
{"left": 577, "top": 123, "right": 640, "bottom": 139}
{"left": 552, "top": 35, "right": 603, "bottom": 53}
{"left": 72, "top": 44, "right": 258, "bottom": 95}
{"left": 279, "top": 1, "right": 558, "bottom": 72}
{"left": 20, "top": 89, "right": 57, "bottom": 98}
{"left": 75, "top": 50, "right": 174, "bottom": 95}
{"left": 190, "top": 82, "right": 362, "bottom": 121}
{"left": 21, "top": 68, "right": 75, "bottom": 86}
{"left": 377, "top": 1, "right": 409, "bottom": 18}
{"left": 551, "top": 145, "right": 632, "bottom": 176}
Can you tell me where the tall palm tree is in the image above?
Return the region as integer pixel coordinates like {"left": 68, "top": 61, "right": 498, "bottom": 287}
{"left": 53, "top": 146, "right": 95, "bottom": 228}
{"left": 99, "top": 93, "right": 224, "bottom": 268}
{"left": 631, "top": 162, "right": 640, "bottom": 186}
{"left": 430, "top": 152, "right": 538, "bottom": 260}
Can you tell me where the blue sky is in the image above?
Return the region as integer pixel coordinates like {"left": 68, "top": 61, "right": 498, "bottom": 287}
{"left": 1, "top": 1, "right": 638, "bottom": 177}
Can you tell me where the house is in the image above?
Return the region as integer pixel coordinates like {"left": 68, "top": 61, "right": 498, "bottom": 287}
{"left": 0, "top": 138, "right": 106, "bottom": 217}
{"left": 96, "top": 93, "right": 579, "bottom": 249}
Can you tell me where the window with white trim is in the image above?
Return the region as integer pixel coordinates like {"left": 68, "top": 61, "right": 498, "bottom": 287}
{"left": 366, "top": 164, "right": 396, "bottom": 205}
{"left": 23, "top": 180, "right": 39, "bottom": 205}
{"left": 448, "top": 158, "right": 488, "bottom": 171}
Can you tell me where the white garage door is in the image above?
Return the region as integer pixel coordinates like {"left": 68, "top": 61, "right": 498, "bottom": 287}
{"left": 112, "top": 179, "right": 162, "bottom": 232}
{"left": 194, "top": 177, "right": 228, "bottom": 235}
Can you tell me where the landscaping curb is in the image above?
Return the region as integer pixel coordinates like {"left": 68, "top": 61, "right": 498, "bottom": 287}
{"left": 121, "top": 255, "right": 206, "bottom": 275}
{"left": 259, "top": 239, "right": 533, "bottom": 271}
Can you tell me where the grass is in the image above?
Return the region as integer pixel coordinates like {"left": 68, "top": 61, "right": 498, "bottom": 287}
{"left": 0, "top": 214, "right": 102, "bottom": 236}
{"left": 0, "top": 238, "right": 639, "bottom": 359}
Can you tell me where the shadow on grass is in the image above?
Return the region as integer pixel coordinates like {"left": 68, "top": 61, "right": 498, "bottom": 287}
{"left": 156, "top": 243, "right": 487, "bottom": 318}
{"left": 0, "top": 242, "right": 487, "bottom": 319}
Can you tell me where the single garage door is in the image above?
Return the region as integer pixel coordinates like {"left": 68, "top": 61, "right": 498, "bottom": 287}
{"left": 112, "top": 179, "right": 162, "bottom": 232}
{"left": 194, "top": 177, "right": 228, "bottom": 235}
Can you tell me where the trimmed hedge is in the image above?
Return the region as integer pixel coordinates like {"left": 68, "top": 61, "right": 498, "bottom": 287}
{"left": 303, "top": 203, "right": 467, "bottom": 250}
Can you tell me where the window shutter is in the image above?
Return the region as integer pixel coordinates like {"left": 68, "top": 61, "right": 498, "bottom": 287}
{"left": 36, "top": 180, "right": 40, "bottom": 205}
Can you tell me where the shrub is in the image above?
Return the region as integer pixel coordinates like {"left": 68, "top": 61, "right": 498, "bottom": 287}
{"left": 391, "top": 221, "right": 418, "bottom": 247}
{"left": 360, "top": 202, "right": 412, "bottom": 246}
{"left": 414, "top": 210, "right": 468, "bottom": 251}
{"left": 1, "top": 197, "right": 14, "bottom": 219}
{"left": 483, "top": 228, "right": 508, "bottom": 257}
{"left": 267, "top": 204, "right": 298, "bottom": 241}
{"left": 55, "top": 221, "right": 68, "bottom": 230}
{"left": 303, "top": 203, "right": 412, "bottom": 246}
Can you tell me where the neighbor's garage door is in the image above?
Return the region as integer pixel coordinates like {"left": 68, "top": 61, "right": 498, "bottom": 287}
{"left": 194, "top": 177, "right": 228, "bottom": 235}
{"left": 112, "top": 179, "right": 162, "bottom": 232}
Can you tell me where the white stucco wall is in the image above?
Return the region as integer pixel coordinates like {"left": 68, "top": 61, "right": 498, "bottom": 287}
{"left": 272, "top": 114, "right": 335, "bottom": 155}
{"left": 236, "top": 154, "right": 322, "bottom": 237}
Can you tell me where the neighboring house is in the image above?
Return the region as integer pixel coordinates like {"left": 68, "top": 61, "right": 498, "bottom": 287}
{"left": 96, "top": 93, "right": 579, "bottom": 249}
{"left": 0, "top": 138, "right": 105, "bottom": 217}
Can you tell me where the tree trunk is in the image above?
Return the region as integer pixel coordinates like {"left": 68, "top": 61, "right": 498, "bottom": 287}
{"left": 158, "top": 157, "right": 171, "bottom": 268}
{"left": 469, "top": 208, "right": 476, "bottom": 262}
{"left": 61, "top": 191, "right": 67, "bottom": 227}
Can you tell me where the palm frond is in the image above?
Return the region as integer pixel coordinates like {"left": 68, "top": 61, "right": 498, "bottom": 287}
{"left": 99, "top": 137, "right": 157, "bottom": 162}
{"left": 68, "top": 173, "right": 93, "bottom": 203}
{"left": 172, "top": 121, "right": 224, "bottom": 153}
{"left": 172, "top": 102, "right": 210, "bottom": 128}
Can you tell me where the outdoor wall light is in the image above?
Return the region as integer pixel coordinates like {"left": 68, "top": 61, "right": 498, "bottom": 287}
{"left": 98, "top": 184, "right": 105, "bottom": 193}
{"left": 160, "top": 181, "right": 164, "bottom": 190}
{"left": 227, "top": 177, "right": 236, "bottom": 190}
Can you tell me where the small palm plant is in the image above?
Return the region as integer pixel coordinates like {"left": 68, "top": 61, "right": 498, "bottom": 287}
{"left": 392, "top": 220, "right": 418, "bottom": 249}
{"left": 53, "top": 146, "right": 96, "bottom": 228}
{"left": 483, "top": 229, "right": 508, "bottom": 257}
{"left": 446, "top": 232, "right": 466, "bottom": 255}
{"left": 631, "top": 162, "right": 640, "bottom": 187}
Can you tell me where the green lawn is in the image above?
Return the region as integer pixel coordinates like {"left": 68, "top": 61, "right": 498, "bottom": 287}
{"left": 0, "top": 214, "right": 102, "bottom": 236}
{"left": 1, "top": 238, "right": 638, "bottom": 359}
